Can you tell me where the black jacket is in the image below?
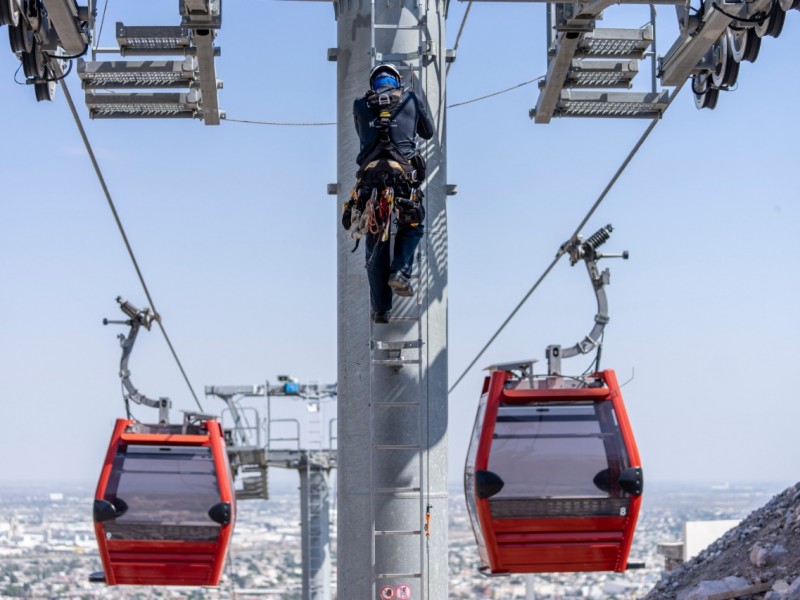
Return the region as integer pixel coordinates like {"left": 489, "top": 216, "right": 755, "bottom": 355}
{"left": 353, "top": 85, "right": 434, "bottom": 167}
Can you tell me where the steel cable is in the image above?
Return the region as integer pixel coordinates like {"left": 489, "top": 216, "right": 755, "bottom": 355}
{"left": 446, "top": 0, "right": 473, "bottom": 76}
{"left": 224, "top": 75, "right": 543, "bottom": 127}
{"left": 449, "top": 83, "right": 686, "bottom": 395}
{"left": 59, "top": 79, "right": 204, "bottom": 412}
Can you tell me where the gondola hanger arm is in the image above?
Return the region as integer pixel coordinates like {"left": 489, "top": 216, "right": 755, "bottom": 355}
{"left": 104, "top": 296, "right": 171, "bottom": 423}
{"left": 547, "top": 225, "right": 628, "bottom": 375}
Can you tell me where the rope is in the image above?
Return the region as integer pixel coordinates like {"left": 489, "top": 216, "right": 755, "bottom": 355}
{"left": 448, "top": 83, "right": 686, "bottom": 395}
{"left": 59, "top": 79, "right": 205, "bottom": 413}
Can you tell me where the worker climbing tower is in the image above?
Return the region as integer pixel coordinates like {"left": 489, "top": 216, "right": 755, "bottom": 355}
{"left": 335, "top": 0, "right": 448, "bottom": 597}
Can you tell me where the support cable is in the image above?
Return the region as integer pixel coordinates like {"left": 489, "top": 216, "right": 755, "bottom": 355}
{"left": 446, "top": 0, "right": 472, "bottom": 76}
{"left": 59, "top": 79, "right": 204, "bottom": 412}
{"left": 94, "top": 0, "right": 111, "bottom": 51}
{"left": 223, "top": 76, "right": 543, "bottom": 127}
{"left": 448, "top": 83, "right": 685, "bottom": 395}
{"left": 446, "top": 76, "right": 543, "bottom": 108}
{"left": 225, "top": 118, "right": 336, "bottom": 126}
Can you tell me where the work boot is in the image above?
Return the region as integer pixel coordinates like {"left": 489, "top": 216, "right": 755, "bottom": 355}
{"left": 388, "top": 271, "right": 414, "bottom": 297}
{"left": 372, "top": 311, "right": 391, "bottom": 324}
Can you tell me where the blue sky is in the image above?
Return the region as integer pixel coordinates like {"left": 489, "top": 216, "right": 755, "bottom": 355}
{"left": 0, "top": 1, "right": 797, "bottom": 491}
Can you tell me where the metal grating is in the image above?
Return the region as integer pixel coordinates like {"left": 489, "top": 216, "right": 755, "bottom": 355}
{"left": 576, "top": 26, "right": 654, "bottom": 59}
{"left": 552, "top": 90, "right": 670, "bottom": 119}
{"left": 78, "top": 59, "right": 197, "bottom": 88}
{"left": 116, "top": 23, "right": 191, "bottom": 56}
{"left": 564, "top": 59, "right": 638, "bottom": 89}
{"left": 85, "top": 92, "right": 200, "bottom": 118}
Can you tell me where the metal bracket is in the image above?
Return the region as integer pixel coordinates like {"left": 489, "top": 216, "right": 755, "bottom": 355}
{"left": 555, "top": 3, "right": 596, "bottom": 32}
{"left": 546, "top": 225, "right": 628, "bottom": 375}
{"left": 659, "top": 0, "right": 772, "bottom": 86}
{"left": 180, "top": 0, "right": 222, "bottom": 29}
{"left": 104, "top": 297, "right": 172, "bottom": 423}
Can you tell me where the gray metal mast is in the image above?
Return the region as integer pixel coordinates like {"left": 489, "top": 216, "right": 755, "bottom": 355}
{"left": 206, "top": 381, "right": 337, "bottom": 600}
{"left": 335, "top": 0, "right": 448, "bottom": 597}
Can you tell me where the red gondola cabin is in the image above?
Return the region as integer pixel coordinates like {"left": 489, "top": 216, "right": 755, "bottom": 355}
{"left": 93, "top": 418, "right": 236, "bottom": 586}
{"left": 465, "top": 367, "right": 643, "bottom": 574}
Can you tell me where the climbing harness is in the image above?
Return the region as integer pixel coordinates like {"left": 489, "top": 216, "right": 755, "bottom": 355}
{"left": 343, "top": 183, "right": 423, "bottom": 252}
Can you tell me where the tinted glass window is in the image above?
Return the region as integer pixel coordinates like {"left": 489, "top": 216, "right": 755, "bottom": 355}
{"left": 465, "top": 402, "right": 489, "bottom": 563}
{"left": 488, "top": 401, "right": 630, "bottom": 500}
{"left": 103, "top": 445, "right": 221, "bottom": 541}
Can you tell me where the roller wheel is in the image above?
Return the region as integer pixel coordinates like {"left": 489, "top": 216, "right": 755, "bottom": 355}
{"left": 8, "top": 18, "right": 33, "bottom": 53}
{"left": 21, "top": 44, "right": 44, "bottom": 78}
{"left": 711, "top": 32, "right": 739, "bottom": 89}
{"left": 0, "top": 0, "right": 20, "bottom": 27}
{"left": 730, "top": 28, "right": 761, "bottom": 63}
{"left": 755, "top": 1, "right": 786, "bottom": 37}
{"left": 35, "top": 79, "right": 56, "bottom": 101}
{"left": 693, "top": 74, "right": 719, "bottom": 110}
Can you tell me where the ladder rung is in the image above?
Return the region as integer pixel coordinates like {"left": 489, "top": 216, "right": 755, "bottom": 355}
{"left": 373, "top": 24, "right": 421, "bottom": 30}
{"left": 371, "top": 359, "right": 421, "bottom": 366}
{"left": 375, "top": 530, "right": 422, "bottom": 536}
{"left": 376, "top": 52, "right": 420, "bottom": 63}
{"left": 375, "top": 572, "right": 422, "bottom": 579}
{"left": 374, "top": 444, "right": 421, "bottom": 450}
{"left": 374, "top": 486, "right": 420, "bottom": 494}
{"left": 373, "top": 339, "right": 422, "bottom": 351}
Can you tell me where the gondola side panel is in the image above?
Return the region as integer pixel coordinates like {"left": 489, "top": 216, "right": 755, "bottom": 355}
{"left": 475, "top": 370, "right": 512, "bottom": 573}
{"left": 208, "top": 419, "right": 236, "bottom": 586}
{"left": 602, "top": 369, "right": 643, "bottom": 571}
{"left": 93, "top": 418, "right": 131, "bottom": 586}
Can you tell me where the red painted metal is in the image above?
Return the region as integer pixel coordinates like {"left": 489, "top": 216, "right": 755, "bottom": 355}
{"left": 94, "top": 418, "right": 236, "bottom": 586}
{"left": 465, "top": 369, "right": 643, "bottom": 574}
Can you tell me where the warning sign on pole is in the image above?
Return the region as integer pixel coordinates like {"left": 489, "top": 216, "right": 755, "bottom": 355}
{"left": 396, "top": 584, "right": 412, "bottom": 599}
{"left": 380, "top": 585, "right": 395, "bottom": 599}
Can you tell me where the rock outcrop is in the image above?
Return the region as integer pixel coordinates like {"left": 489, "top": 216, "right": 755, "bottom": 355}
{"left": 645, "top": 483, "right": 800, "bottom": 600}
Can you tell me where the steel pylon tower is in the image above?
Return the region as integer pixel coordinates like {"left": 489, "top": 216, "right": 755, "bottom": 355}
{"left": 206, "top": 382, "right": 337, "bottom": 600}
{"left": 335, "top": 0, "right": 448, "bottom": 597}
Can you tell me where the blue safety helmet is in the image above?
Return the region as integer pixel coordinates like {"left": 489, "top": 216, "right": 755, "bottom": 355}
{"left": 370, "top": 63, "right": 402, "bottom": 91}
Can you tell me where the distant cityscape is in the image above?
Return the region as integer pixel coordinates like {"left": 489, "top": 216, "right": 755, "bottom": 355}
{"left": 0, "top": 481, "right": 786, "bottom": 599}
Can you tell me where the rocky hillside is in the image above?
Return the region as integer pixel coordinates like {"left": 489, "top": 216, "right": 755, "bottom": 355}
{"left": 644, "top": 482, "right": 800, "bottom": 600}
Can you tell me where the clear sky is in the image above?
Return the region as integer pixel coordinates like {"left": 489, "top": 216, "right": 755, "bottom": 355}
{"left": 0, "top": 1, "right": 797, "bottom": 491}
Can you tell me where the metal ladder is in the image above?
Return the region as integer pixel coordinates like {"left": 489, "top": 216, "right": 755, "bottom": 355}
{"left": 368, "top": 244, "right": 428, "bottom": 600}
{"left": 367, "top": 3, "right": 433, "bottom": 596}
{"left": 370, "top": 0, "right": 427, "bottom": 90}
